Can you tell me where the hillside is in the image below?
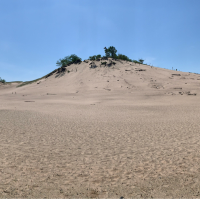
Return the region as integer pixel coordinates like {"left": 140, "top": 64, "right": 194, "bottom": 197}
{"left": 1, "top": 58, "right": 199, "bottom": 102}
{"left": 1, "top": 58, "right": 200, "bottom": 198}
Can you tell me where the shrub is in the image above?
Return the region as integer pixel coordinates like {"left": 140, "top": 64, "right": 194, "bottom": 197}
{"left": 89, "top": 55, "right": 96, "bottom": 61}
{"left": 101, "top": 62, "right": 107, "bottom": 66}
{"left": 56, "top": 54, "right": 82, "bottom": 67}
{"left": 88, "top": 54, "right": 102, "bottom": 61}
{"left": 0, "top": 77, "right": 6, "bottom": 83}
{"left": 138, "top": 59, "right": 144, "bottom": 64}
{"left": 133, "top": 60, "right": 140, "bottom": 64}
{"left": 96, "top": 54, "right": 101, "bottom": 59}
{"left": 117, "top": 54, "right": 132, "bottom": 62}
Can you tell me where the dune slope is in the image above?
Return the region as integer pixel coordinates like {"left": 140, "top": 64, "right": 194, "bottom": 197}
{"left": 0, "top": 59, "right": 200, "bottom": 198}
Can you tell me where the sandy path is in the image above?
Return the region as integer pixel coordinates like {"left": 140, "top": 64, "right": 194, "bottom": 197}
{"left": 1, "top": 98, "right": 200, "bottom": 198}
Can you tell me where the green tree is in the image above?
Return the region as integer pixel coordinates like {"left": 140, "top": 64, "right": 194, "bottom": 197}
{"left": 70, "top": 54, "right": 82, "bottom": 63}
{"left": 56, "top": 54, "right": 82, "bottom": 67}
{"left": 107, "top": 46, "right": 117, "bottom": 58}
{"left": 104, "top": 47, "right": 110, "bottom": 57}
{"left": 104, "top": 46, "right": 117, "bottom": 58}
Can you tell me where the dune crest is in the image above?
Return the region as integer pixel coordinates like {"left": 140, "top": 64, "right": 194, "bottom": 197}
{"left": 1, "top": 58, "right": 199, "bottom": 101}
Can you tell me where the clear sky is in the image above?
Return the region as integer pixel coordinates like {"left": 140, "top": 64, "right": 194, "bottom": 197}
{"left": 0, "top": 0, "right": 200, "bottom": 82}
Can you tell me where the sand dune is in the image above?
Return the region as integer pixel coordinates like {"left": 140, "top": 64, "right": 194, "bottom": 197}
{"left": 0, "top": 59, "right": 200, "bottom": 198}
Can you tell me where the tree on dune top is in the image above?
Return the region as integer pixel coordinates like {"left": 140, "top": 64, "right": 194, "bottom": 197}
{"left": 56, "top": 47, "right": 145, "bottom": 65}
{"left": 104, "top": 46, "right": 117, "bottom": 58}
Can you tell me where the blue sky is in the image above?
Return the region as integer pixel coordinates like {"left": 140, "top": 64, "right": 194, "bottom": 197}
{"left": 0, "top": 0, "right": 200, "bottom": 82}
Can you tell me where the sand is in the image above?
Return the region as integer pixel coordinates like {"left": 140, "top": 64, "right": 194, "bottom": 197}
{"left": 0, "top": 59, "right": 200, "bottom": 198}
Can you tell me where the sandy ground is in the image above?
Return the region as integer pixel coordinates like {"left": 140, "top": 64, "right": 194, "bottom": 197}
{"left": 1, "top": 60, "right": 200, "bottom": 198}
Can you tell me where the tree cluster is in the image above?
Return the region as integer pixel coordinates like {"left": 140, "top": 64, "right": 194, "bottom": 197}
{"left": 56, "top": 47, "right": 145, "bottom": 67}
{"left": 103, "top": 46, "right": 144, "bottom": 64}
{"left": 104, "top": 46, "right": 117, "bottom": 58}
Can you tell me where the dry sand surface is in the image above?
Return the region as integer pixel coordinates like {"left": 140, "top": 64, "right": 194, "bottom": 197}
{"left": 1, "top": 59, "right": 200, "bottom": 198}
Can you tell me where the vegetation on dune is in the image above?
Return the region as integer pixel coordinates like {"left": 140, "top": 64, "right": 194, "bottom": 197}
{"left": 104, "top": 46, "right": 117, "bottom": 58}
{"left": 117, "top": 54, "right": 132, "bottom": 62}
{"left": 0, "top": 77, "right": 6, "bottom": 83}
{"left": 16, "top": 46, "right": 145, "bottom": 87}
{"left": 132, "top": 60, "right": 140, "bottom": 64}
{"left": 138, "top": 59, "right": 144, "bottom": 64}
{"left": 6, "top": 81, "right": 23, "bottom": 83}
{"left": 17, "top": 78, "right": 42, "bottom": 87}
{"left": 88, "top": 46, "right": 145, "bottom": 64}
{"left": 101, "top": 62, "right": 107, "bottom": 66}
{"left": 88, "top": 54, "right": 101, "bottom": 61}
{"left": 56, "top": 54, "right": 82, "bottom": 67}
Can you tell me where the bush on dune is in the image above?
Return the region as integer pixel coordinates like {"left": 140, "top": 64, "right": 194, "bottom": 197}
{"left": 117, "top": 54, "right": 132, "bottom": 62}
{"left": 103, "top": 46, "right": 145, "bottom": 63}
{"left": 56, "top": 54, "right": 82, "bottom": 67}
{"left": 132, "top": 60, "right": 140, "bottom": 64}
{"left": 138, "top": 59, "right": 144, "bottom": 64}
{"left": 88, "top": 54, "right": 101, "bottom": 60}
{"left": 0, "top": 77, "right": 6, "bottom": 83}
{"left": 57, "top": 47, "right": 146, "bottom": 69}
